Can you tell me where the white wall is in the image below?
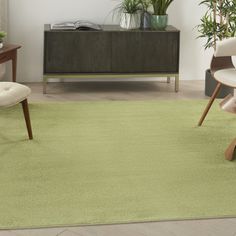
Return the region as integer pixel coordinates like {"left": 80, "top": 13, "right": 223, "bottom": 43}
{"left": 8, "top": 0, "right": 212, "bottom": 82}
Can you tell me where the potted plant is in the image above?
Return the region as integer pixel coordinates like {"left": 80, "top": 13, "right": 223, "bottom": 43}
{"left": 150, "top": 0, "right": 174, "bottom": 30}
{"left": 140, "top": 0, "right": 152, "bottom": 29}
{"left": 114, "top": 0, "right": 142, "bottom": 29}
{"left": 198, "top": 0, "right": 236, "bottom": 97}
{"left": 0, "top": 31, "right": 6, "bottom": 49}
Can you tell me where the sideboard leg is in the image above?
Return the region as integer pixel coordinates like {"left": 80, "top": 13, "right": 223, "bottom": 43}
{"left": 175, "top": 75, "right": 179, "bottom": 92}
{"left": 167, "top": 76, "right": 171, "bottom": 83}
{"left": 43, "top": 77, "right": 47, "bottom": 94}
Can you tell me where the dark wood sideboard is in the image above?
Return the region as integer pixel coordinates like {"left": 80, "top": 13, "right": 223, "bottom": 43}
{"left": 43, "top": 24, "right": 180, "bottom": 94}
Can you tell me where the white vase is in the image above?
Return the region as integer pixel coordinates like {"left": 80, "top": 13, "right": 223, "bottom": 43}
{"left": 0, "top": 42, "right": 3, "bottom": 49}
{"left": 120, "top": 13, "right": 141, "bottom": 30}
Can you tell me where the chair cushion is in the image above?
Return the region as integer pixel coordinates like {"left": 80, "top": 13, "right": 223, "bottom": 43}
{"left": 214, "top": 69, "right": 236, "bottom": 88}
{"left": 0, "top": 82, "right": 31, "bottom": 107}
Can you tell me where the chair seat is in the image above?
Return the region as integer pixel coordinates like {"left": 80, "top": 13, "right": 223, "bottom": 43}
{"left": 214, "top": 68, "right": 236, "bottom": 88}
{"left": 0, "top": 82, "right": 31, "bottom": 107}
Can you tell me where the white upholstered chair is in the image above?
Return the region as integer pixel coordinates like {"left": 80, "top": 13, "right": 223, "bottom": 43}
{"left": 0, "top": 82, "right": 33, "bottom": 139}
{"left": 198, "top": 37, "right": 236, "bottom": 126}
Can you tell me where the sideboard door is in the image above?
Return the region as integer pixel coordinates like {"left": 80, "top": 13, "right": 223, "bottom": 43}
{"left": 111, "top": 31, "right": 179, "bottom": 73}
{"left": 44, "top": 31, "right": 112, "bottom": 73}
{"left": 111, "top": 32, "right": 143, "bottom": 73}
{"left": 141, "top": 32, "right": 179, "bottom": 73}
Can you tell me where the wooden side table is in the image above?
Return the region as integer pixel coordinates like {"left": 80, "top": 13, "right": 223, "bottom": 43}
{"left": 0, "top": 44, "right": 21, "bottom": 82}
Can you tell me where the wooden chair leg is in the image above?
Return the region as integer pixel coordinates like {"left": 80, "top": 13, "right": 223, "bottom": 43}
{"left": 225, "top": 138, "right": 236, "bottom": 161}
{"left": 21, "top": 99, "right": 33, "bottom": 140}
{"left": 198, "top": 82, "right": 222, "bottom": 126}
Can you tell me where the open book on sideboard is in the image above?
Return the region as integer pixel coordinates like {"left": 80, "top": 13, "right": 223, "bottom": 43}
{"left": 50, "top": 20, "right": 102, "bottom": 31}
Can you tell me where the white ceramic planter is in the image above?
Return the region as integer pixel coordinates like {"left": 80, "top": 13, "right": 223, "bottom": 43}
{"left": 0, "top": 42, "right": 3, "bottom": 49}
{"left": 120, "top": 13, "right": 141, "bottom": 30}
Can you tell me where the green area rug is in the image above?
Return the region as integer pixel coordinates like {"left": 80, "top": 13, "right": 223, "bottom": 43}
{"left": 1, "top": 100, "right": 236, "bottom": 229}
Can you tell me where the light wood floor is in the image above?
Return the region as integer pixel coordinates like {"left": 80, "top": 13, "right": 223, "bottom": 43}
{"left": 3, "top": 80, "right": 236, "bottom": 236}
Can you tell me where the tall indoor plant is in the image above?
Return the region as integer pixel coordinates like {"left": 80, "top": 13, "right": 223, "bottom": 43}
{"left": 151, "top": 0, "right": 174, "bottom": 29}
{"left": 198, "top": 0, "right": 236, "bottom": 97}
{"left": 114, "top": 0, "right": 142, "bottom": 29}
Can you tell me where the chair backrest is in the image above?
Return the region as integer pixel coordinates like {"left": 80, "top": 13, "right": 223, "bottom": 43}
{"left": 214, "top": 37, "right": 236, "bottom": 57}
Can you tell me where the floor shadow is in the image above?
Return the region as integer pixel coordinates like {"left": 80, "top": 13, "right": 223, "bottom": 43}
{"left": 49, "top": 81, "right": 172, "bottom": 94}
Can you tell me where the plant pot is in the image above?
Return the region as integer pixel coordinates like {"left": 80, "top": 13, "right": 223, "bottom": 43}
{"left": 141, "top": 12, "right": 151, "bottom": 29}
{"left": 151, "top": 14, "right": 168, "bottom": 30}
{"left": 120, "top": 13, "right": 141, "bottom": 30}
{"left": 0, "top": 41, "right": 3, "bottom": 49}
{"left": 205, "top": 69, "right": 234, "bottom": 98}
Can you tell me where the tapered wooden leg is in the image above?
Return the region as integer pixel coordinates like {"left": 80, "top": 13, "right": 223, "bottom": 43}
{"left": 175, "top": 75, "right": 179, "bottom": 92}
{"left": 225, "top": 138, "right": 236, "bottom": 161}
{"left": 198, "top": 82, "right": 222, "bottom": 126}
{"left": 21, "top": 99, "right": 33, "bottom": 140}
{"left": 12, "top": 50, "right": 17, "bottom": 82}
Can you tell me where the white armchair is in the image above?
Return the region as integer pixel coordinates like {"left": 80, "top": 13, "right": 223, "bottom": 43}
{"left": 0, "top": 82, "right": 33, "bottom": 139}
{"left": 198, "top": 37, "right": 236, "bottom": 126}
